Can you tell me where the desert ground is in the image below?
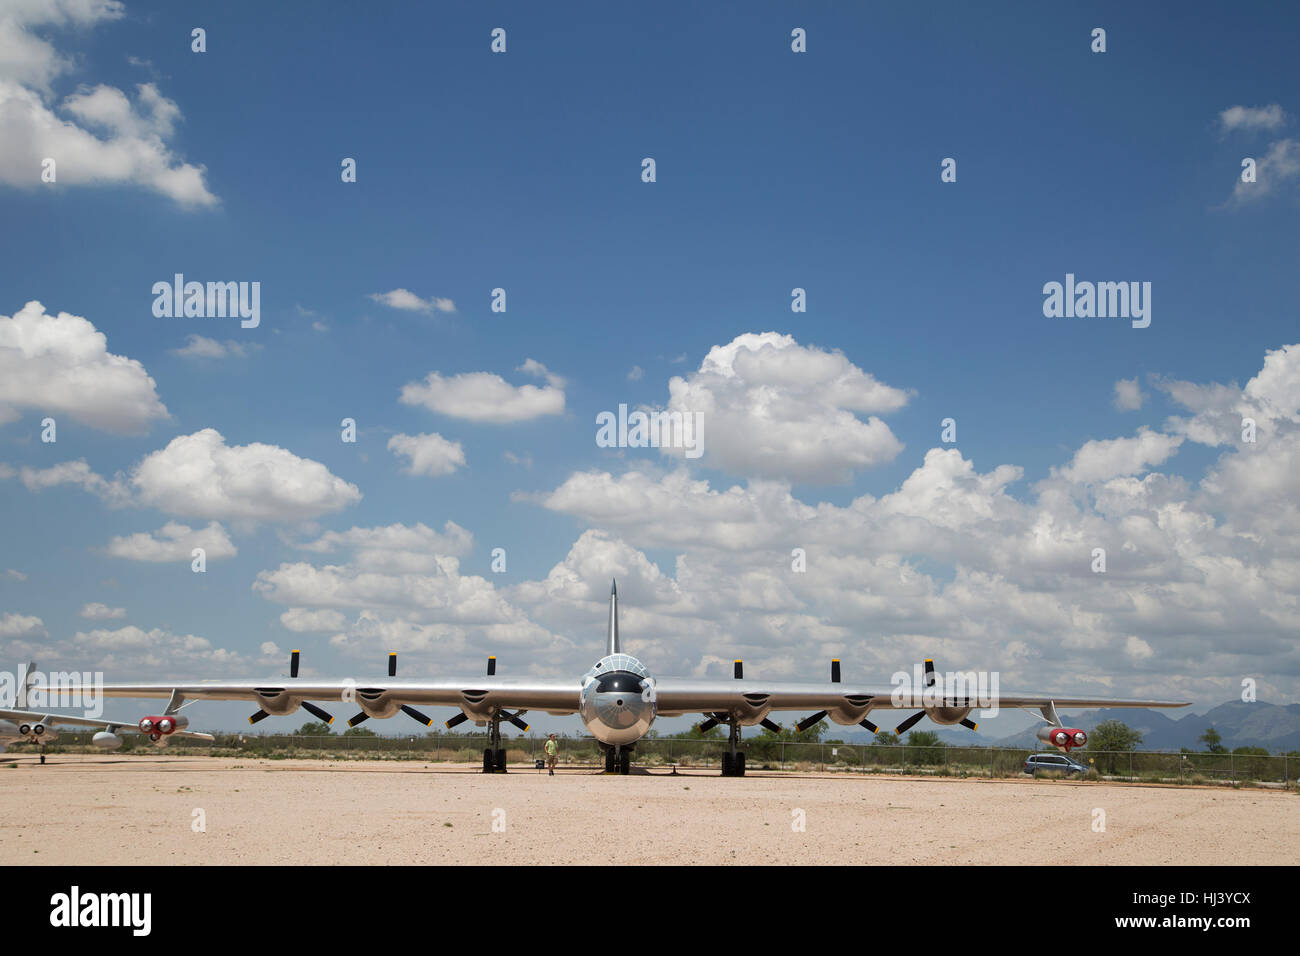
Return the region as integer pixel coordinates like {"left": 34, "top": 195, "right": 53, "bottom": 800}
{"left": 1, "top": 755, "right": 1293, "bottom": 865}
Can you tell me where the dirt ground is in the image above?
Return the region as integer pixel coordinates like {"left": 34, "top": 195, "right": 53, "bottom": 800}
{"left": 1, "top": 756, "right": 1293, "bottom": 865}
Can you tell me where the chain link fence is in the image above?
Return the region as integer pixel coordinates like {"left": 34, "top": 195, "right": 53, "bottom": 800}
{"left": 27, "top": 732, "right": 1297, "bottom": 786}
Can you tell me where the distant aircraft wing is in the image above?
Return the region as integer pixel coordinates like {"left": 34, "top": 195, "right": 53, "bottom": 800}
{"left": 0, "top": 708, "right": 216, "bottom": 742}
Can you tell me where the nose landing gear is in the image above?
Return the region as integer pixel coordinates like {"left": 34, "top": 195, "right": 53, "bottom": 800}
{"left": 603, "top": 745, "right": 632, "bottom": 774}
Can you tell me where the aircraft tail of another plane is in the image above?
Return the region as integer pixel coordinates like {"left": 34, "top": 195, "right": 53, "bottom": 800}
{"left": 14, "top": 662, "right": 35, "bottom": 710}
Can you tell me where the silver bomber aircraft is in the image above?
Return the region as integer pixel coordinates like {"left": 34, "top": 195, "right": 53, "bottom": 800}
{"left": 1, "top": 663, "right": 215, "bottom": 763}
{"left": 68, "top": 581, "right": 1188, "bottom": 776}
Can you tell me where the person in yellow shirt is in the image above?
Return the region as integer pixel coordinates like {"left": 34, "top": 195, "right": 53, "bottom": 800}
{"left": 544, "top": 733, "right": 559, "bottom": 775}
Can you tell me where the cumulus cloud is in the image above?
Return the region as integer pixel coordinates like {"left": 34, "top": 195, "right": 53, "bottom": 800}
{"left": 12, "top": 459, "right": 128, "bottom": 503}
{"left": 400, "top": 369, "right": 565, "bottom": 424}
{"left": 79, "top": 602, "right": 125, "bottom": 620}
{"left": 0, "top": 301, "right": 168, "bottom": 433}
{"left": 369, "top": 289, "right": 455, "bottom": 313}
{"left": 1220, "top": 104, "right": 1287, "bottom": 134}
{"left": 1113, "top": 377, "right": 1144, "bottom": 411}
{"left": 105, "top": 520, "right": 236, "bottom": 562}
{"left": 68, "top": 624, "right": 248, "bottom": 675}
{"left": 517, "top": 358, "right": 566, "bottom": 388}
{"left": 1230, "top": 138, "right": 1300, "bottom": 203}
{"left": 0, "top": 611, "right": 45, "bottom": 639}
{"left": 387, "top": 432, "right": 466, "bottom": 477}
{"left": 170, "top": 334, "right": 259, "bottom": 359}
{"left": 130, "top": 428, "right": 361, "bottom": 522}
{"left": 297, "top": 521, "right": 473, "bottom": 573}
{"left": 1057, "top": 429, "right": 1184, "bottom": 484}
{"left": 660, "top": 332, "right": 909, "bottom": 483}
{"left": 0, "top": 2, "right": 217, "bottom": 206}
{"left": 279, "top": 607, "right": 347, "bottom": 633}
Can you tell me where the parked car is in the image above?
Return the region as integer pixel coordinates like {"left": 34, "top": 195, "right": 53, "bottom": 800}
{"left": 1024, "top": 752, "right": 1089, "bottom": 777}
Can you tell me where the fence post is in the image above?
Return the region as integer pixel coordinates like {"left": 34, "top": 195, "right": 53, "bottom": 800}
{"left": 1230, "top": 752, "right": 1235, "bottom": 786}
{"left": 1128, "top": 750, "right": 1132, "bottom": 781}
{"left": 989, "top": 746, "right": 993, "bottom": 778}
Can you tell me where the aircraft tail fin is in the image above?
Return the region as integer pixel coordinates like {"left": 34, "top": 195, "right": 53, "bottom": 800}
{"left": 607, "top": 579, "right": 621, "bottom": 656}
{"left": 15, "top": 662, "right": 36, "bottom": 709}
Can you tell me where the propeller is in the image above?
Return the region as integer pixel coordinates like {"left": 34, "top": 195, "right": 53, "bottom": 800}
{"left": 893, "top": 658, "right": 979, "bottom": 734}
{"left": 248, "top": 649, "right": 335, "bottom": 725}
{"left": 791, "top": 659, "right": 878, "bottom": 734}
{"left": 345, "top": 652, "right": 435, "bottom": 728}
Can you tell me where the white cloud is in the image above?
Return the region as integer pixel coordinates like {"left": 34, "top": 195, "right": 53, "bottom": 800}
{"left": 4, "top": 569, "right": 27, "bottom": 581}
{"left": 387, "top": 432, "right": 466, "bottom": 477}
{"left": 0, "top": 611, "right": 45, "bottom": 639}
{"left": 1230, "top": 138, "right": 1300, "bottom": 203}
{"left": 0, "top": 301, "right": 168, "bottom": 433}
{"left": 0, "top": 2, "right": 217, "bottom": 207}
{"left": 14, "top": 459, "right": 128, "bottom": 503}
{"left": 70, "top": 624, "right": 247, "bottom": 674}
{"left": 1220, "top": 104, "right": 1287, "bottom": 134}
{"left": 297, "top": 521, "right": 473, "bottom": 572}
{"left": 627, "top": 365, "right": 644, "bottom": 382}
{"left": 368, "top": 289, "right": 455, "bottom": 313}
{"left": 1113, "top": 377, "right": 1144, "bottom": 411}
{"left": 1057, "top": 429, "right": 1184, "bottom": 483}
{"left": 105, "top": 520, "right": 236, "bottom": 562}
{"left": 279, "top": 607, "right": 347, "bottom": 633}
{"left": 170, "top": 334, "right": 258, "bottom": 359}
{"left": 517, "top": 358, "right": 566, "bottom": 388}
{"left": 660, "top": 332, "right": 909, "bottom": 483}
{"left": 130, "top": 428, "right": 362, "bottom": 522}
{"left": 400, "top": 369, "right": 565, "bottom": 424}
{"left": 79, "top": 601, "right": 125, "bottom": 619}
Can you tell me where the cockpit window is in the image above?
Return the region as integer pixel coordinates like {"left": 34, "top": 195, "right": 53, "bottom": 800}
{"left": 595, "top": 672, "right": 646, "bottom": 694}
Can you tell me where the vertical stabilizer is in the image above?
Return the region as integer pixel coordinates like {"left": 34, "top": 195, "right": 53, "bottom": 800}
{"left": 16, "top": 661, "right": 36, "bottom": 709}
{"left": 607, "top": 579, "right": 621, "bottom": 656}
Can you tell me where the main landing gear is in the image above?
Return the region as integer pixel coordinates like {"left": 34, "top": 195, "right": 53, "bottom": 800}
{"left": 603, "top": 745, "right": 632, "bottom": 775}
{"left": 721, "top": 716, "right": 745, "bottom": 777}
{"left": 481, "top": 713, "right": 507, "bottom": 774}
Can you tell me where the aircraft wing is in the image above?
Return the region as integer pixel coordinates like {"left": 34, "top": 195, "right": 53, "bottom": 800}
{"left": 647, "top": 678, "right": 1190, "bottom": 719}
{"left": 0, "top": 708, "right": 216, "bottom": 742}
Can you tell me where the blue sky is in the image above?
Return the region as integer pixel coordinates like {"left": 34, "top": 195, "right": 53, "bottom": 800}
{"left": 2, "top": 1, "right": 1298, "bottom": 735}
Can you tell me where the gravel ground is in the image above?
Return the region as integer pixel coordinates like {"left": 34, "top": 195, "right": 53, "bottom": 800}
{"left": 1, "top": 756, "right": 1293, "bottom": 865}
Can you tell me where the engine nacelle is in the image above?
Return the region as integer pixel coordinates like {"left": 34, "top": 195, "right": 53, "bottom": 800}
{"left": 1038, "top": 726, "right": 1087, "bottom": 752}
{"left": 92, "top": 731, "right": 122, "bottom": 750}
{"left": 923, "top": 705, "right": 973, "bottom": 726}
{"left": 139, "top": 715, "right": 188, "bottom": 736}
{"left": 827, "top": 695, "right": 874, "bottom": 726}
{"left": 251, "top": 688, "right": 303, "bottom": 717}
{"left": 353, "top": 688, "right": 401, "bottom": 720}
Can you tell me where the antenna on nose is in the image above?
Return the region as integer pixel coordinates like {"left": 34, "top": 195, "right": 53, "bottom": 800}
{"left": 607, "top": 578, "right": 621, "bottom": 656}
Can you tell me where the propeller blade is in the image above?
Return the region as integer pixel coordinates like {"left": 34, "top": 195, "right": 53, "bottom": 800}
{"left": 445, "top": 712, "right": 469, "bottom": 729}
{"left": 388, "top": 652, "right": 397, "bottom": 677}
{"left": 401, "top": 705, "right": 433, "bottom": 727}
{"left": 924, "top": 658, "right": 936, "bottom": 687}
{"left": 487, "top": 656, "right": 496, "bottom": 676}
{"left": 796, "top": 710, "right": 827, "bottom": 733}
{"left": 760, "top": 718, "right": 782, "bottom": 733}
{"left": 501, "top": 710, "right": 530, "bottom": 732}
{"left": 290, "top": 649, "right": 300, "bottom": 679}
{"left": 733, "top": 659, "right": 743, "bottom": 680}
{"left": 895, "top": 711, "right": 926, "bottom": 735}
{"left": 248, "top": 709, "right": 270, "bottom": 725}
{"left": 960, "top": 717, "right": 979, "bottom": 731}
{"left": 831, "top": 659, "right": 841, "bottom": 683}
{"left": 347, "top": 713, "right": 370, "bottom": 728}
{"left": 302, "top": 701, "right": 334, "bottom": 725}
{"left": 697, "top": 716, "right": 720, "bottom": 733}
{"left": 859, "top": 717, "right": 879, "bottom": 733}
